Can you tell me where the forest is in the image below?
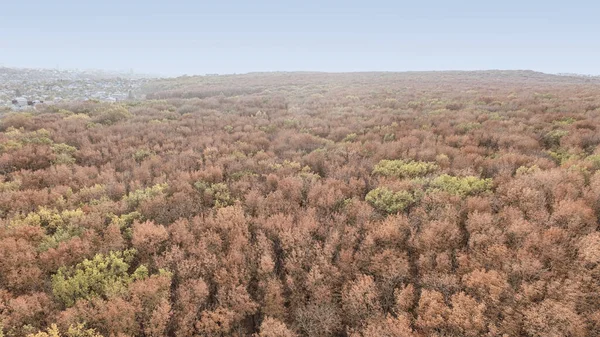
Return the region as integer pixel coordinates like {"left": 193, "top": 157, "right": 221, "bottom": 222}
{"left": 0, "top": 71, "right": 599, "bottom": 336}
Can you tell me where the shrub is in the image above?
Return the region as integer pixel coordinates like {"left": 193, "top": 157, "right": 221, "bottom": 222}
{"left": 543, "top": 129, "right": 569, "bottom": 148}
{"left": 343, "top": 133, "right": 358, "bottom": 142}
{"left": 11, "top": 207, "right": 84, "bottom": 234}
{"left": 546, "top": 148, "right": 580, "bottom": 165}
{"left": 93, "top": 105, "right": 131, "bottom": 125}
{"left": 4, "top": 127, "right": 53, "bottom": 145}
{"left": 456, "top": 122, "right": 480, "bottom": 134}
{"left": 365, "top": 187, "right": 416, "bottom": 213}
{"left": 194, "top": 181, "right": 234, "bottom": 208}
{"left": 52, "top": 143, "right": 77, "bottom": 165}
{"left": 110, "top": 211, "right": 142, "bottom": 239}
{"left": 383, "top": 133, "right": 396, "bottom": 142}
{"left": 373, "top": 159, "right": 438, "bottom": 179}
{"left": 515, "top": 165, "right": 541, "bottom": 176}
{"left": 27, "top": 323, "right": 103, "bottom": 337}
{"left": 38, "top": 225, "right": 85, "bottom": 252}
{"left": 0, "top": 113, "right": 34, "bottom": 131}
{"left": 553, "top": 117, "right": 576, "bottom": 126}
{"left": 123, "top": 184, "right": 168, "bottom": 208}
{"left": 133, "top": 149, "right": 154, "bottom": 163}
{"left": 429, "top": 174, "right": 492, "bottom": 197}
{"left": 585, "top": 154, "right": 600, "bottom": 170}
{"left": 0, "top": 178, "right": 21, "bottom": 192}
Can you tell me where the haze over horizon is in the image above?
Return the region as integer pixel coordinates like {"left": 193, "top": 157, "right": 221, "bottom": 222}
{"left": 2, "top": 0, "right": 599, "bottom": 76}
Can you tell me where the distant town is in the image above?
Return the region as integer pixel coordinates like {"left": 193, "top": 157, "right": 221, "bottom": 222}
{"left": 0, "top": 67, "right": 154, "bottom": 110}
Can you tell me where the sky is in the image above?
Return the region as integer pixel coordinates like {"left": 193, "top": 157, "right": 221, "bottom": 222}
{"left": 1, "top": 0, "right": 599, "bottom": 76}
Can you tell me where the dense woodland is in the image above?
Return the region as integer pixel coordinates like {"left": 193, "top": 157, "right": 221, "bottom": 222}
{"left": 0, "top": 71, "right": 600, "bottom": 336}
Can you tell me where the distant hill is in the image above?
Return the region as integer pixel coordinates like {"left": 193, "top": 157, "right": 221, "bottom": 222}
{"left": 143, "top": 70, "right": 600, "bottom": 100}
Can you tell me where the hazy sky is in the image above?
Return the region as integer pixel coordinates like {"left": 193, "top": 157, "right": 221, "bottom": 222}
{"left": 1, "top": 0, "right": 598, "bottom": 76}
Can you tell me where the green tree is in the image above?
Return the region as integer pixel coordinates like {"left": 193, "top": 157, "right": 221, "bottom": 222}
{"left": 93, "top": 106, "right": 131, "bottom": 125}
{"left": 366, "top": 187, "right": 416, "bottom": 213}
{"left": 429, "top": 174, "right": 492, "bottom": 197}
{"left": 51, "top": 249, "right": 147, "bottom": 307}
{"left": 373, "top": 159, "right": 438, "bottom": 179}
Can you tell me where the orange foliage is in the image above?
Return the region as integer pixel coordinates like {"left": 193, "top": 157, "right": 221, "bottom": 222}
{"left": 0, "top": 71, "right": 599, "bottom": 336}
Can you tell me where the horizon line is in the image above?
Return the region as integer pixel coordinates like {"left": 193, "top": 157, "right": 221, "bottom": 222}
{"left": 1, "top": 65, "right": 599, "bottom": 79}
